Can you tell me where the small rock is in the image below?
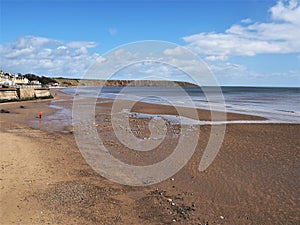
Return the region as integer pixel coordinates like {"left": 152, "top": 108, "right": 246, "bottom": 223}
{"left": 0, "top": 109, "right": 10, "bottom": 113}
{"left": 20, "top": 105, "right": 25, "bottom": 108}
{"left": 220, "top": 216, "right": 224, "bottom": 219}
{"left": 167, "top": 198, "right": 173, "bottom": 202}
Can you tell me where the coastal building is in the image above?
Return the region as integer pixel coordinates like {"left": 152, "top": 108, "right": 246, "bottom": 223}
{"left": 30, "top": 80, "right": 41, "bottom": 85}
{"left": 0, "top": 71, "right": 30, "bottom": 87}
{"left": 0, "top": 72, "right": 13, "bottom": 87}
{"left": 0, "top": 70, "right": 55, "bottom": 88}
{"left": 0, "top": 78, "right": 13, "bottom": 87}
{"left": 12, "top": 76, "right": 29, "bottom": 85}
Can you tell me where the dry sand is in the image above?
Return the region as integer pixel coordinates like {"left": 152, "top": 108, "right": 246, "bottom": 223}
{"left": 0, "top": 90, "right": 299, "bottom": 224}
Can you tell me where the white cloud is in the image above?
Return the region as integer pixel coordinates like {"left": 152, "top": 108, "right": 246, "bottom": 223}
{"left": 208, "top": 61, "right": 300, "bottom": 86}
{"left": 209, "top": 62, "right": 247, "bottom": 77}
{"left": 0, "top": 36, "right": 99, "bottom": 77}
{"left": 112, "top": 62, "right": 181, "bottom": 80}
{"left": 270, "top": 0, "right": 300, "bottom": 23}
{"left": 241, "top": 18, "right": 252, "bottom": 24}
{"left": 67, "top": 41, "right": 97, "bottom": 49}
{"left": 85, "top": 44, "right": 209, "bottom": 83}
{"left": 163, "top": 46, "right": 187, "bottom": 56}
{"left": 183, "top": 0, "right": 300, "bottom": 60}
{"left": 205, "top": 55, "right": 228, "bottom": 61}
{"left": 108, "top": 28, "right": 118, "bottom": 36}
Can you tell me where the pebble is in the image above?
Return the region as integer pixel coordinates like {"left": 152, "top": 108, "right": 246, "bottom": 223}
{"left": 220, "top": 216, "right": 224, "bottom": 219}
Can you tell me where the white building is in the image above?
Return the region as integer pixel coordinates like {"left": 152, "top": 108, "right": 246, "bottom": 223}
{"left": 13, "top": 77, "right": 29, "bottom": 85}
{"left": 30, "top": 80, "right": 41, "bottom": 85}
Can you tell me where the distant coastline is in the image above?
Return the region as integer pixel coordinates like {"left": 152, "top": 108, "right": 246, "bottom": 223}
{"left": 1, "top": 70, "right": 197, "bottom": 88}
{"left": 53, "top": 78, "right": 197, "bottom": 87}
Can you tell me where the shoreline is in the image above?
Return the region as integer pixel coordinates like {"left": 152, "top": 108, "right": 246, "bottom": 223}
{"left": 1, "top": 91, "right": 299, "bottom": 224}
{"left": 60, "top": 86, "right": 300, "bottom": 124}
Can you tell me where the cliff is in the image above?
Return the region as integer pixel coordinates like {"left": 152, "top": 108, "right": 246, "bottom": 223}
{"left": 54, "top": 79, "right": 197, "bottom": 87}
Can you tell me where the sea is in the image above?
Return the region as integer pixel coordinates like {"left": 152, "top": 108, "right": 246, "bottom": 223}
{"left": 63, "top": 86, "right": 300, "bottom": 124}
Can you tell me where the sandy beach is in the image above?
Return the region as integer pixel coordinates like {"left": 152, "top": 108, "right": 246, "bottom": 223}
{"left": 0, "top": 89, "right": 299, "bottom": 225}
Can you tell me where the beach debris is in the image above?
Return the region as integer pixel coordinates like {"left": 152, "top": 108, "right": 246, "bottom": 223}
{"left": 104, "top": 118, "right": 111, "bottom": 122}
{"left": 20, "top": 105, "right": 25, "bottom": 108}
{"left": 141, "top": 189, "right": 196, "bottom": 222}
{"left": 39, "top": 111, "right": 43, "bottom": 119}
{"left": 63, "top": 125, "right": 74, "bottom": 134}
{"left": 0, "top": 109, "right": 10, "bottom": 113}
{"left": 170, "top": 178, "right": 175, "bottom": 181}
{"left": 220, "top": 215, "right": 224, "bottom": 219}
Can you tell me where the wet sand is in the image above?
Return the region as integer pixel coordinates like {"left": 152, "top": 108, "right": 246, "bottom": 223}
{"left": 0, "top": 90, "right": 299, "bottom": 224}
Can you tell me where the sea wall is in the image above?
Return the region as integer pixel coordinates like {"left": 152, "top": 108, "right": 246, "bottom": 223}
{"left": 0, "top": 88, "right": 19, "bottom": 101}
{"left": 18, "top": 88, "right": 35, "bottom": 99}
{"left": 0, "top": 87, "right": 52, "bottom": 102}
{"left": 34, "top": 89, "right": 52, "bottom": 98}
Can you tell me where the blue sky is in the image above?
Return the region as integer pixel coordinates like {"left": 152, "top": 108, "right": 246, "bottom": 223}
{"left": 0, "top": 0, "right": 299, "bottom": 86}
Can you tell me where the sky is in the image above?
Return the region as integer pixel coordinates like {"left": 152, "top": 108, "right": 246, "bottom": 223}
{"left": 0, "top": 0, "right": 299, "bottom": 87}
